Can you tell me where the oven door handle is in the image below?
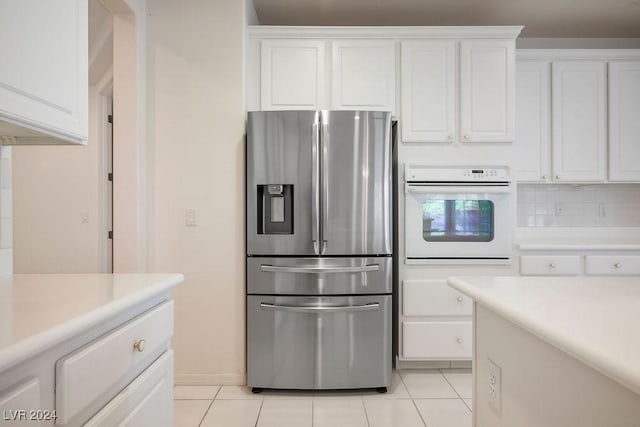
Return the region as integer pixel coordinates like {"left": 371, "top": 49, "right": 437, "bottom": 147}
{"left": 260, "top": 264, "right": 380, "bottom": 274}
{"left": 260, "top": 302, "right": 380, "bottom": 313}
{"left": 405, "top": 184, "right": 511, "bottom": 194}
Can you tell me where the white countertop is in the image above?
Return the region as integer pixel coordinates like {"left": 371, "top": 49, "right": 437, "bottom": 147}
{"left": 447, "top": 276, "right": 640, "bottom": 395}
{"left": 0, "top": 273, "right": 183, "bottom": 372}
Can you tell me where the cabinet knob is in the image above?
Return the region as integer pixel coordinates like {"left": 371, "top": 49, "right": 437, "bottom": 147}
{"left": 555, "top": 174, "right": 560, "bottom": 180}
{"left": 463, "top": 135, "right": 470, "bottom": 140}
{"left": 457, "top": 296, "right": 464, "bottom": 303}
{"left": 448, "top": 135, "right": 453, "bottom": 141}
{"left": 456, "top": 337, "right": 463, "bottom": 344}
{"left": 614, "top": 263, "right": 622, "bottom": 268}
{"left": 549, "top": 262, "right": 556, "bottom": 268}
{"left": 133, "top": 339, "right": 146, "bottom": 352}
{"left": 542, "top": 175, "right": 547, "bottom": 180}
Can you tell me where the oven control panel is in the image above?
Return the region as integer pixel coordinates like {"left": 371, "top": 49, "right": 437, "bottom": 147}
{"left": 405, "top": 165, "right": 510, "bottom": 182}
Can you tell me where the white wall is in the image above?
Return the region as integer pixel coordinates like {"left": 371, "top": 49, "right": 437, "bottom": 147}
{"left": 147, "top": 0, "right": 246, "bottom": 385}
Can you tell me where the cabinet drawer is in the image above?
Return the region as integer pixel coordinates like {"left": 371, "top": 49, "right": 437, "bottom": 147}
{"left": 585, "top": 256, "right": 640, "bottom": 276}
{"left": 56, "top": 301, "right": 173, "bottom": 424}
{"left": 520, "top": 255, "right": 581, "bottom": 276}
{"left": 403, "top": 280, "right": 472, "bottom": 316}
{"left": 402, "top": 321, "right": 472, "bottom": 359}
{"left": 85, "top": 350, "right": 173, "bottom": 427}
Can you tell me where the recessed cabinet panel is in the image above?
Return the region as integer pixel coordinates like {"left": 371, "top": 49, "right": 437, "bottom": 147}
{"left": 400, "top": 41, "right": 456, "bottom": 142}
{"left": 402, "top": 280, "right": 471, "bottom": 317}
{"left": 0, "top": 0, "right": 87, "bottom": 143}
{"left": 460, "top": 40, "right": 514, "bottom": 142}
{"left": 261, "top": 40, "right": 326, "bottom": 110}
{"left": 0, "top": 378, "right": 41, "bottom": 426}
{"left": 331, "top": 40, "right": 396, "bottom": 112}
{"left": 609, "top": 61, "right": 640, "bottom": 182}
{"left": 403, "top": 321, "right": 472, "bottom": 359}
{"left": 514, "top": 61, "right": 551, "bottom": 182}
{"left": 552, "top": 61, "right": 607, "bottom": 182}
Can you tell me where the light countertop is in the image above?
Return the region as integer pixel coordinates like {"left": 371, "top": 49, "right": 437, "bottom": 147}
{"left": 0, "top": 273, "right": 183, "bottom": 372}
{"left": 447, "top": 276, "right": 640, "bottom": 395}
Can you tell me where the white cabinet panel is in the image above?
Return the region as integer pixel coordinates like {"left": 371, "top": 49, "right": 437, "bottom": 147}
{"left": 85, "top": 351, "right": 173, "bottom": 427}
{"left": 514, "top": 61, "right": 551, "bottom": 182}
{"left": 56, "top": 301, "right": 173, "bottom": 424}
{"left": 609, "top": 61, "right": 640, "bottom": 182}
{"left": 0, "top": 378, "right": 41, "bottom": 426}
{"left": 460, "top": 40, "right": 515, "bottom": 142}
{"left": 400, "top": 41, "right": 455, "bottom": 142}
{"left": 520, "top": 255, "right": 582, "bottom": 276}
{"left": 0, "top": 0, "right": 87, "bottom": 143}
{"left": 585, "top": 255, "right": 640, "bottom": 276}
{"left": 552, "top": 61, "right": 607, "bottom": 182}
{"left": 403, "top": 280, "right": 471, "bottom": 317}
{"left": 260, "top": 40, "right": 326, "bottom": 110}
{"left": 403, "top": 321, "right": 472, "bottom": 359}
{"left": 331, "top": 40, "right": 396, "bottom": 112}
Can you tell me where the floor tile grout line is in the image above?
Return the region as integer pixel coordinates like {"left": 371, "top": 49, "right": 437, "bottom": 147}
{"left": 439, "top": 368, "right": 472, "bottom": 412}
{"left": 398, "top": 371, "right": 429, "bottom": 427}
{"left": 254, "top": 399, "right": 265, "bottom": 427}
{"left": 197, "top": 399, "right": 215, "bottom": 427}
{"left": 360, "top": 397, "right": 371, "bottom": 427}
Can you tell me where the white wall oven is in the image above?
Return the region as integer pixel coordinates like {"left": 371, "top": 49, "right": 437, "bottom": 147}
{"left": 405, "top": 165, "right": 513, "bottom": 264}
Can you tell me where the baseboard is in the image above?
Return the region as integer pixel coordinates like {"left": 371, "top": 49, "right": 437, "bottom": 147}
{"left": 174, "top": 372, "right": 245, "bottom": 386}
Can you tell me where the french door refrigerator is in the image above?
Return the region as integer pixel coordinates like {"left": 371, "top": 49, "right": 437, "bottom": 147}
{"left": 246, "top": 110, "right": 393, "bottom": 392}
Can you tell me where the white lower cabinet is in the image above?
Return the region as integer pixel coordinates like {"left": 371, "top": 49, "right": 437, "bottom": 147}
{"left": 400, "top": 280, "right": 472, "bottom": 361}
{"left": 0, "top": 378, "right": 42, "bottom": 426}
{"left": 520, "top": 251, "right": 640, "bottom": 276}
{"left": 85, "top": 351, "right": 173, "bottom": 427}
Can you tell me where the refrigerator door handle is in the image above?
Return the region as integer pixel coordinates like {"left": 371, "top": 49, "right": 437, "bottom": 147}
{"left": 312, "top": 117, "right": 321, "bottom": 255}
{"left": 320, "top": 117, "right": 329, "bottom": 254}
{"left": 259, "top": 302, "right": 380, "bottom": 313}
{"left": 260, "top": 264, "right": 380, "bottom": 274}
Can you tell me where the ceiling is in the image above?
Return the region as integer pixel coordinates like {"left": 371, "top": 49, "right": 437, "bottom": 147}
{"left": 252, "top": 0, "right": 640, "bottom": 38}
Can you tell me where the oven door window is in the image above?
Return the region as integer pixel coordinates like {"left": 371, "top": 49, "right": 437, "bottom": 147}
{"left": 422, "top": 199, "right": 494, "bottom": 242}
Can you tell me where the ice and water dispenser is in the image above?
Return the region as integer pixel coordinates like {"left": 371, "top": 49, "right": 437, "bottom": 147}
{"left": 256, "top": 184, "right": 293, "bottom": 234}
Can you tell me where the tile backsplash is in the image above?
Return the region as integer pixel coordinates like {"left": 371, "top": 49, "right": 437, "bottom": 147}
{"left": 517, "top": 184, "right": 640, "bottom": 228}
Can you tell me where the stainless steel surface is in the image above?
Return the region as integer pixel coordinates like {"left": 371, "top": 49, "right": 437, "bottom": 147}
{"left": 247, "top": 256, "right": 392, "bottom": 295}
{"left": 259, "top": 302, "right": 380, "bottom": 313}
{"left": 247, "top": 294, "right": 392, "bottom": 390}
{"left": 312, "top": 119, "right": 320, "bottom": 255}
{"left": 247, "top": 111, "right": 319, "bottom": 255}
{"left": 321, "top": 111, "right": 392, "bottom": 255}
{"left": 259, "top": 264, "right": 380, "bottom": 274}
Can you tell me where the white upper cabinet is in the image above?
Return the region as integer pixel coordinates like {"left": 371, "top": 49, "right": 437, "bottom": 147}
{"left": 0, "top": 0, "right": 88, "bottom": 144}
{"left": 460, "top": 40, "right": 515, "bottom": 142}
{"left": 331, "top": 40, "right": 396, "bottom": 113}
{"left": 514, "top": 61, "right": 551, "bottom": 182}
{"left": 400, "top": 41, "right": 456, "bottom": 142}
{"left": 260, "top": 40, "right": 327, "bottom": 110}
{"left": 608, "top": 61, "right": 640, "bottom": 182}
{"left": 551, "top": 61, "right": 607, "bottom": 182}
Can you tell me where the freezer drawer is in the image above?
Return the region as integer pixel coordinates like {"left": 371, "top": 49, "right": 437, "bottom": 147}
{"left": 247, "top": 295, "right": 392, "bottom": 390}
{"left": 247, "top": 256, "right": 392, "bottom": 295}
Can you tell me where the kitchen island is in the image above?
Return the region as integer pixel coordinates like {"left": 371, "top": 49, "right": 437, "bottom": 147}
{"left": 447, "top": 276, "right": 640, "bottom": 427}
{"left": 0, "top": 273, "right": 183, "bottom": 426}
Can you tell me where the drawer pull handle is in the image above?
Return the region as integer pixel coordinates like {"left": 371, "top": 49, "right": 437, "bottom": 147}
{"left": 133, "top": 339, "right": 146, "bottom": 353}
{"left": 457, "top": 296, "right": 464, "bottom": 303}
{"left": 456, "top": 337, "right": 463, "bottom": 344}
{"left": 614, "top": 263, "right": 622, "bottom": 268}
{"left": 549, "top": 263, "right": 556, "bottom": 268}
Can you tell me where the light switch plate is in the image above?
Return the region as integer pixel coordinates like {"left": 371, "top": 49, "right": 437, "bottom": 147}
{"left": 488, "top": 358, "right": 502, "bottom": 414}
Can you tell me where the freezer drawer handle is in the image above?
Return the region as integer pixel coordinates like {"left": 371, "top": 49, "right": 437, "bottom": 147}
{"left": 260, "top": 264, "right": 380, "bottom": 274}
{"left": 259, "top": 302, "right": 380, "bottom": 313}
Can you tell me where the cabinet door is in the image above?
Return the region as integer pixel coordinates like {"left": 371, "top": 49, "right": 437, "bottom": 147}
{"left": 0, "top": 0, "right": 87, "bottom": 143}
{"left": 459, "top": 40, "right": 515, "bottom": 142}
{"left": 260, "top": 40, "right": 326, "bottom": 110}
{"left": 514, "top": 61, "right": 551, "bottom": 182}
{"left": 551, "top": 61, "right": 607, "bottom": 182}
{"left": 400, "top": 41, "right": 455, "bottom": 142}
{"left": 609, "top": 61, "right": 640, "bottom": 182}
{"left": 331, "top": 40, "right": 396, "bottom": 113}
{"left": 0, "top": 378, "right": 41, "bottom": 426}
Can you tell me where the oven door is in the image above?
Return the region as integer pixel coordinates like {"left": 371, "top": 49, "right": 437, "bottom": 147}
{"left": 405, "top": 184, "right": 513, "bottom": 263}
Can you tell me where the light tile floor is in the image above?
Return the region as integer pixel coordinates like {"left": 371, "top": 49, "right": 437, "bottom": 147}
{"left": 174, "top": 369, "right": 472, "bottom": 427}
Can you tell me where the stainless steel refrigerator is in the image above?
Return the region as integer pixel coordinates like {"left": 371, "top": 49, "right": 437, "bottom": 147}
{"left": 246, "top": 110, "right": 393, "bottom": 392}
